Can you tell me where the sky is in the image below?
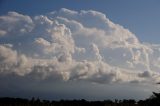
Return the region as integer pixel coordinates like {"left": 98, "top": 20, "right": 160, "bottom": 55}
{"left": 0, "top": 0, "right": 160, "bottom": 100}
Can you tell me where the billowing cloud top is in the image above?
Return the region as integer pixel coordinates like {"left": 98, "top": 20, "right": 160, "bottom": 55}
{"left": 0, "top": 8, "right": 160, "bottom": 84}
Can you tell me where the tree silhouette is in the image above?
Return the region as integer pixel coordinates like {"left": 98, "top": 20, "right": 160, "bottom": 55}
{"left": 1, "top": 92, "right": 160, "bottom": 106}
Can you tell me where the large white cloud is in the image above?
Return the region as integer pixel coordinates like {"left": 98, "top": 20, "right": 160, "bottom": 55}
{"left": 0, "top": 8, "right": 160, "bottom": 84}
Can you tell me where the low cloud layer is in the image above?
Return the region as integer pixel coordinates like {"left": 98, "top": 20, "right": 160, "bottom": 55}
{"left": 0, "top": 8, "right": 160, "bottom": 84}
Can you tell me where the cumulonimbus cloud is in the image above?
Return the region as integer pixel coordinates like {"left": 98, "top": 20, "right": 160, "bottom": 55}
{"left": 0, "top": 8, "right": 160, "bottom": 84}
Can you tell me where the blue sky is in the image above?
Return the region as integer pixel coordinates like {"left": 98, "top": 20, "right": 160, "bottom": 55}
{"left": 0, "top": 0, "right": 160, "bottom": 100}
{"left": 1, "top": 0, "right": 160, "bottom": 43}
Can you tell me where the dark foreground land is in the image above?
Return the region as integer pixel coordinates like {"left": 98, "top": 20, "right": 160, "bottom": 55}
{"left": 0, "top": 92, "right": 160, "bottom": 106}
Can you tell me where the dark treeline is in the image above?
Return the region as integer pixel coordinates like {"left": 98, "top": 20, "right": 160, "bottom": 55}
{"left": 0, "top": 92, "right": 160, "bottom": 106}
